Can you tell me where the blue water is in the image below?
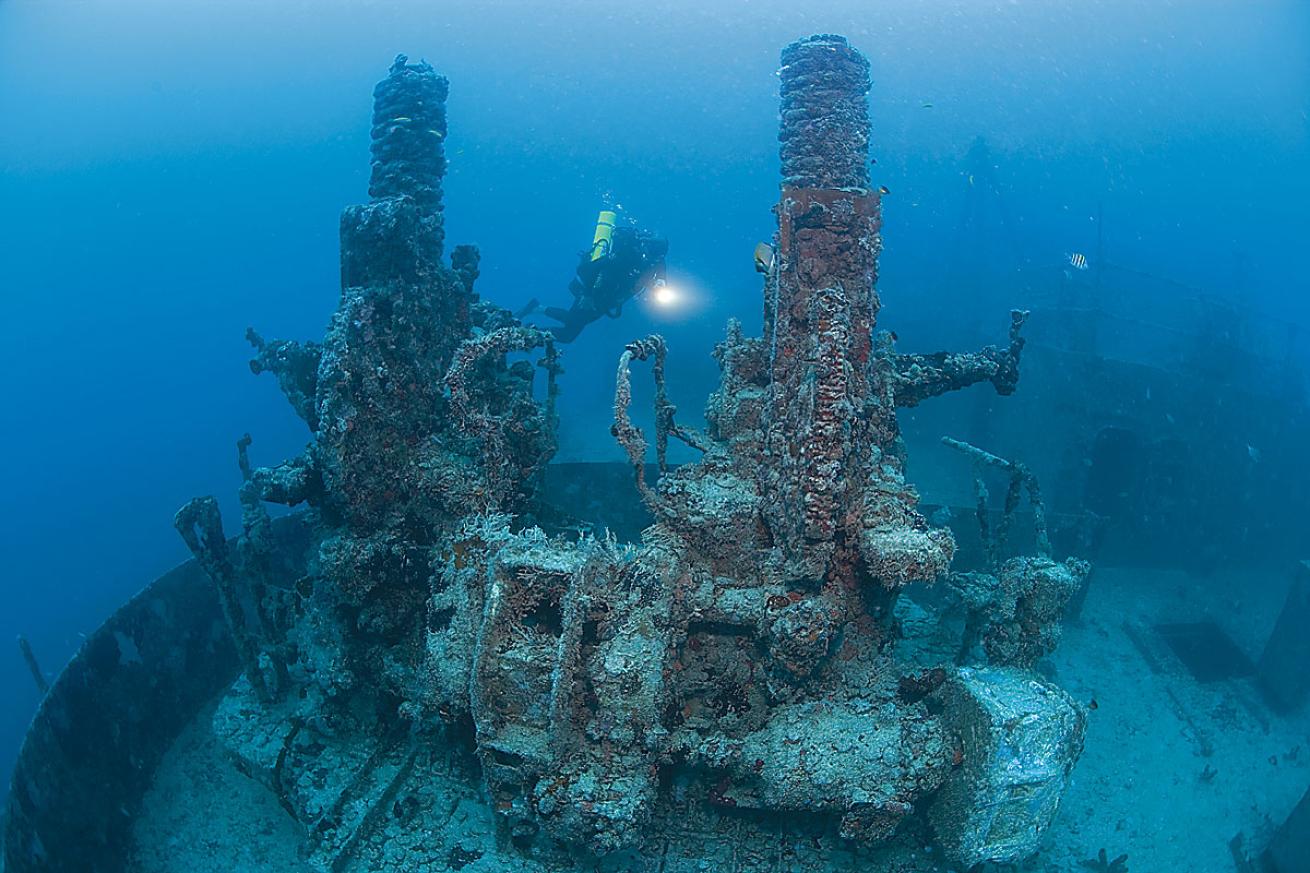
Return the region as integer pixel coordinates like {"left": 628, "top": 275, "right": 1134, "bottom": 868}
{"left": 1, "top": 0, "right": 1307, "bottom": 819}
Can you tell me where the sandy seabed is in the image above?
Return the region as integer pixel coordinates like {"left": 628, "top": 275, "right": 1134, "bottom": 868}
{"left": 130, "top": 565, "right": 1310, "bottom": 873}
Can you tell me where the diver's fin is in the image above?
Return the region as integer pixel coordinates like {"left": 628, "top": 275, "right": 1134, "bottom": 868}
{"left": 514, "top": 298, "right": 540, "bottom": 319}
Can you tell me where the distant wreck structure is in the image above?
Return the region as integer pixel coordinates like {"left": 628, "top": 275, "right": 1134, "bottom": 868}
{"left": 159, "top": 37, "right": 1080, "bottom": 872}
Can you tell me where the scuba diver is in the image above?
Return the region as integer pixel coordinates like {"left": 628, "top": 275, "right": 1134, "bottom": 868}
{"left": 520, "top": 207, "right": 669, "bottom": 343}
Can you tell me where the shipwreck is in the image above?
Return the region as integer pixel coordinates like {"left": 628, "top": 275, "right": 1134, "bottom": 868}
{"left": 4, "top": 35, "right": 1089, "bottom": 873}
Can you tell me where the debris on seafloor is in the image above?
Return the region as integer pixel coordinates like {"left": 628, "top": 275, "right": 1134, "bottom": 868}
{"left": 939, "top": 436, "right": 1092, "bottom": 670}
{"left": 1231, "top": 831, "right": 1261, "bottom": 873}
{"left": 1078, "top": 847, "right": 1129, "bottom": 872}
{"left": 169, "top": 37, "right": 1087, "bottom": 872}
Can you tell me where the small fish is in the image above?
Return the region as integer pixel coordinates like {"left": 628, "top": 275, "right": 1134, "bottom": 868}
{"left": 879, "top": 185, "right": 891, "bottom": 195}
{"left": 921, "top": 101, "right": 934, "bottom": 109}
{"left": 1067, "top": 252, "right": 1089, "bottom": 271}
{"left": 1088, "top": 698, "right": 1099, "bottom": 711}
{"left": 1247, "top": 444, "right": 1261, "bottom": 463}
{"left": 391, "top": 116, "right": 412, "bottom": 123}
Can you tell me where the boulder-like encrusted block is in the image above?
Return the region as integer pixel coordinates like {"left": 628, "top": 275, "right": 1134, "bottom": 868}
{"left": 929, "top": 666, "right": 1085, "bottom": 867}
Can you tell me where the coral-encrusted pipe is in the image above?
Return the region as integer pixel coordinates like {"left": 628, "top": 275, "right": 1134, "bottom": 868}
{"left": 367, "top": 54, "right": 449, "bottom": 254}
{"left": 766, "top": 35, "right": 884, "bottom": 567}
{"left": 779, "top": 35, "right": 871, "bottom": 190}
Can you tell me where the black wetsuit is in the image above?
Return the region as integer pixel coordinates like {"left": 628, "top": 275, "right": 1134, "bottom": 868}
{"left": 543, "top": 226, "right": 668, "bottom": 343}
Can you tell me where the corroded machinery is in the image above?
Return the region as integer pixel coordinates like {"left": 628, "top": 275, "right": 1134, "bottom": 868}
{"left": 170, "top": 37, "right": 1084, "bottom": 872}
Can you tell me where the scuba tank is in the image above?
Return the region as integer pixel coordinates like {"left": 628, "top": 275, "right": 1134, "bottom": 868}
{"left": 590, "top": 210, "right": 618, "bottom": 261}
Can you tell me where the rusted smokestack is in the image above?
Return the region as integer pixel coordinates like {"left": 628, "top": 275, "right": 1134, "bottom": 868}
{"left": 764, "top": 35, "right": 885, "bottom": 576}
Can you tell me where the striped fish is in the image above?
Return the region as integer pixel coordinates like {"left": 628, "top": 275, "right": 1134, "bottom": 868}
{"left": 1068, "top": 252, "right": 1090, "bottom": 271}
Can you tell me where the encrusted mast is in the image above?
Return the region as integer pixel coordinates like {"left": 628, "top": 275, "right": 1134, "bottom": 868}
{"left": 764, "top": 35, "right": 952, "bottom": 590}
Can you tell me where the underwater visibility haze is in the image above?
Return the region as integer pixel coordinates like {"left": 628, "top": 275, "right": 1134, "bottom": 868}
{"left": 1, "top": 1, "right": 1309, "bottom": 871}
